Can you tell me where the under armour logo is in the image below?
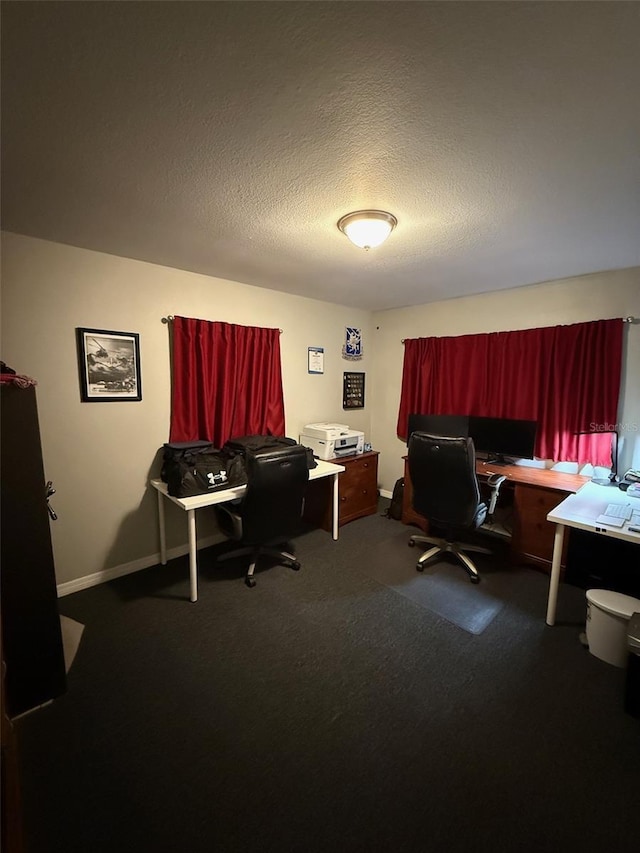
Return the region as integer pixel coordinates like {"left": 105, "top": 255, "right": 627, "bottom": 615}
{"left": 207, "top": 470, "right": 228, "bottom": 488}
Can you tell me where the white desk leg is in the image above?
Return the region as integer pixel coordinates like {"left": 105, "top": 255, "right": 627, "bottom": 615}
{"left": 157, "top": 489, "right": 167, "bottom": 565}
{"left": 187, "top": 509, "right": 198, "bottom": 603}
{"left": 332, "top": 472, "right": 340, "bottom": 540}
{"left": 546, "top": 523, "right": 566, "bottom": 626}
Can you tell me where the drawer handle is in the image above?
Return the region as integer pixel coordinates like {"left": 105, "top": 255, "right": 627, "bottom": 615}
{"left": 363, "top": 462, "right": 369, "bottom": 468}
{"left": 340, "top": 496, "right": 347, "bottom": 502}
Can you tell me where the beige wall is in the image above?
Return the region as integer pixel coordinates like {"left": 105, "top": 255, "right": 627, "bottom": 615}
{"left": 3, "top": 231, "right": 638, "bottom": 592}
{"left": 370, "top": 268, "right": 640, "bottom": 494}
{"left": 1, "top": 233, "right": 373, "bottom": 589}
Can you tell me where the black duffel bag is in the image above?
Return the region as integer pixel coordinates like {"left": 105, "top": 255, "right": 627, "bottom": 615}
{"left": 161, "top": 441, "right": 247, "bottom": 498}
{"left": 222, "top": 434, "right": 317, "bottom": 469}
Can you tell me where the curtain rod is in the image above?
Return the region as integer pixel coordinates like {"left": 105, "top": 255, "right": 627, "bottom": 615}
{"left": 401, "top": 316, "right": 637, "bottom": 342}
{"left": 162, "top": 316, "right": 283, "bottom": 332}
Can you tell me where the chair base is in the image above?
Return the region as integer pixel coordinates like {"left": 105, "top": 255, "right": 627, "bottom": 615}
{"left": 408, "top": 534, "right": 492, "bottom": 584}
{"left": 218, "top": 545, "right": 300, "bottom": 587}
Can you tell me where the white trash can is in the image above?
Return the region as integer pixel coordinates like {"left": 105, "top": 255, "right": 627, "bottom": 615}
{"left": 586, "top": 589, "right": 640, "bottom": 668}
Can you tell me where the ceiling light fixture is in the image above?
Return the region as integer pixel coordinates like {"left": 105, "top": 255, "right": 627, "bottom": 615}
{"left": 337, "top": 209, "right": 397, "bottom": 250}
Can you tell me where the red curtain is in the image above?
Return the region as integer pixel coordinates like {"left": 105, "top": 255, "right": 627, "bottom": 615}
{"left": 169, "top": 316, "right": 286, "bottom": 447}
{"left": 397, "top": 319, "right": 623, "bottom": 465}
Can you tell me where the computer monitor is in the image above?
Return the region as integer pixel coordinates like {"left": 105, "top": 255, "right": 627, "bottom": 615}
{"left": 469, "top": 416, "right": 537, "bottom": 463}
{"left": 407, "top": 413, "right": 469, "bottom": 443}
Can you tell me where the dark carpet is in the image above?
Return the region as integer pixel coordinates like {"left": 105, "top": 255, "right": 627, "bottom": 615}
{"left": 14, "top": 502, "right": 640, "bottom": 853}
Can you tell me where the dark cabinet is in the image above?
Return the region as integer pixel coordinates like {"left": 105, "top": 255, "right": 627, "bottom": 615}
{"left": 303, "top": 451, "right": 380, "bottom": 530}
{"left": 337, "top": 451, "right": 380, "bottom": 525}
{"left": 1, "top": 384, "right": 66, "bottom": 718}
{"left": 511, "top": 483, "right": 571, "bottom": 571}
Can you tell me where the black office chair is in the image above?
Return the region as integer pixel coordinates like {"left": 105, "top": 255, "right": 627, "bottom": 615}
{"left": 215, "top": 444, "right": 310, "bottom": 587}
{"left": 408, "top": 432, "right": 491, "bottom": 583}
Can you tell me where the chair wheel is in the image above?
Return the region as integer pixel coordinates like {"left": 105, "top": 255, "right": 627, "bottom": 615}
{"left": 290, "top": 561, "right": 301, "bottom": 571}
{"left": 408, "top": 539, "right": 416, "bottom": 548}
{"left": 245, "top": 576, "right": 256, "bottom": 588}
{"left": 470, "top": 576, "right": 480, "bottom": 584}
{"left": 416, "top": 563, "right": 425, "bottom": 572}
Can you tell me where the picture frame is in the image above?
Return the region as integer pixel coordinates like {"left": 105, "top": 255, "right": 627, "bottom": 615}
{"left": 76, "top": 327, "right": 142, "bottom": 402}
{"left": 308, "top": 346, "right": 325, "bottom": 374}
{"left": 343, "top": 371, "right": 365, "bottom": 409}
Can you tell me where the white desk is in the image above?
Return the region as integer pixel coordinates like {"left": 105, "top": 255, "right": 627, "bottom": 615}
{"left": 150, "top": 459, "right": 346, "bottom": 602}
{"left": 546, "top": 482, "right": 640, "bottom": 625}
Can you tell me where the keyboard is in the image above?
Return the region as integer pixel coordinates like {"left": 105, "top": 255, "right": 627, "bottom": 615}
{"left": 604, "top": 503, "right": 633, "bottom": 521}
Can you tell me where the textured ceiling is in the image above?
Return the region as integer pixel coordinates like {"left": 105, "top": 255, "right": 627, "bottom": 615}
{"left": 2, "top": 1, "right": 639, "bottom": 311}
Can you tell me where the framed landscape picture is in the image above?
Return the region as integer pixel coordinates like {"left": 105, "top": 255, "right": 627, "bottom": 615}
{"left": 76, "top": 327, "right": 142, "bottom": 402}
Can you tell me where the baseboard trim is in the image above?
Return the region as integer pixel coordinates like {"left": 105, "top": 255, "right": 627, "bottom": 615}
{"left": 57, "top": 495, "right": 395, "bottom": 597}
{"left": 56, "top": 535, "right": 220, "bottom": 597}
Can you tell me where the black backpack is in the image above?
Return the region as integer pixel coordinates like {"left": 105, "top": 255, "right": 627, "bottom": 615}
{"left": 385, "top": 477, "right": 404, "bottom": 520}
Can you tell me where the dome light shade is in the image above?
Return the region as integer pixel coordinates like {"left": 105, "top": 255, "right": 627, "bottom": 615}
{"left": 337, "top": 210, "right": 397, "bottom": 250}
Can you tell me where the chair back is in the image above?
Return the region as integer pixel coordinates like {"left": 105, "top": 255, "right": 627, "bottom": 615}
{"left": 408, "top": 432, "right": 482, "bottom": 527}
{"left": 240, "top": 444, "right": 310, "bottom": 545}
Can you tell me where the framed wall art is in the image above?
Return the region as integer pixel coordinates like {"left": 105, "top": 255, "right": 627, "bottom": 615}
{"left": 308, "top": 346, "right": 325, "bottom": 374}
{"left": 343, "top": 371, "right": 365, "bottom": 409}
{"left": 76, "top": 327, "right": 142, "bottom": 402}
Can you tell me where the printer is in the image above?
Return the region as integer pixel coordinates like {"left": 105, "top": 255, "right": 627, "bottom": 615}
{"left": 300, "top": 422, "right": 365, "bottom": 460}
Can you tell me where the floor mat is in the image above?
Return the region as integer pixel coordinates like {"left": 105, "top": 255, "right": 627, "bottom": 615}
{"left": 358, "top": 533, "right": 506, "bottom": 634}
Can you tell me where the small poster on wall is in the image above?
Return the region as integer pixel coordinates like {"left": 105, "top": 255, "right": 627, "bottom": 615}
{"left": 342, "top": 327, "right": 363, "bottom": 360}
{"left": 308, "top": 346, "right": 325, "bottom": 374}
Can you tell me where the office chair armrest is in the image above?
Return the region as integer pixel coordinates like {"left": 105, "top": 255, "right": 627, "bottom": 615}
{"left": 486, "top": 474, "right": 507, "bottom": 516}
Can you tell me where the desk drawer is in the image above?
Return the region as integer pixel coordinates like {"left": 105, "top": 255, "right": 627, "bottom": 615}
{"left": 339, "top": 453, "right": 379, "bottom": 525}
{"left": 512, "top": 484, "right": 570, "bottom": 572}
{"left": 340, "top": 478, "right": 375, "bottom": 523}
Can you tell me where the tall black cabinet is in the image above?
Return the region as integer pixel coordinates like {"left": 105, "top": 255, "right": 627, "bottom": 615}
{"left": 1, "top": 384, "right": 66, "bottom": 718}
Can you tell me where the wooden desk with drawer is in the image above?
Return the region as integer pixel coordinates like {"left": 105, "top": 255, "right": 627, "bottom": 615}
{"left": 401, "top": 457, "right": 588, "bottom": 574}
{"left": 304, "top": 451, "right": 379, "bottom": 531}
